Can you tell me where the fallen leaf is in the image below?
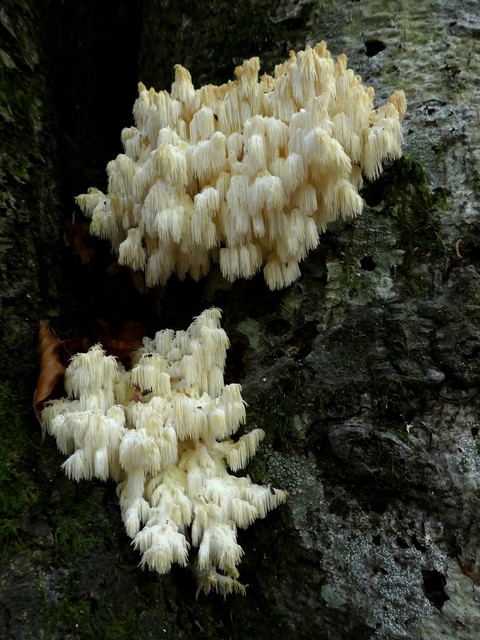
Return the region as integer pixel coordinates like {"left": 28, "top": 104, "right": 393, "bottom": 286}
{"left": 34, "top": 321, "right": 83, "bottom": 429}
{"left": 34, "top": 319, "right": 145, "bottom": 433}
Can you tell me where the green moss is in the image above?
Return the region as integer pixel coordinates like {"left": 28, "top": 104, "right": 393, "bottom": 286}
{"left": 42, "top": 584, "right": 154, "bottom": 640}
{"left": 210, "top": 0, "right": 286, "bottom": 83}
{"left": 384, "top": 156, "right": 447, "bottom": 294}
{"left": 41, "top": 480, "right": 175, "bottom": 639}
{"left": 235, "top": 318, "right": 263, "bottom": 352}
{"left": 247, "top": 365, "right": 308, "bottom": 454}
{"left": 51, "top": 483, "right": 112, "bottom": 567}
{"left": 0, "top": 382, "right": 40, "bottom": 565}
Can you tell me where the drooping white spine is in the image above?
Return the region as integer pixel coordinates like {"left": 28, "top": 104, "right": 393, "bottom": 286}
{"left": 44, "top": 309, "right": 288, "bottom": 597}
{"left": 77, "top": 43, "right": 405, "bottom": 290}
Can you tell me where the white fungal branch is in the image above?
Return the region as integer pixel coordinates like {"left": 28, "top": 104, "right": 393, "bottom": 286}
{"left": 77, "top": 42, "right": 406, "bottom": 290}
{"left": 42, "top": 308, "right": 288, "bottom": 596}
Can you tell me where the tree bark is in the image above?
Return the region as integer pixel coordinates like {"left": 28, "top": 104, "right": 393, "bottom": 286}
{"left": 1, "top": 1, "right": 480, "bottom": 638}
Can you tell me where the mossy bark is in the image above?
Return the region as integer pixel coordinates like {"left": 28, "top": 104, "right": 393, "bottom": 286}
{"left": 2, "top": 1, "right": 480, "bottom": 639}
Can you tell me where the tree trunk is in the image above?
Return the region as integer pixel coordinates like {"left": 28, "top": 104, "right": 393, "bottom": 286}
{"left": 1, "top": 1, "right": 480, "bottom": 638}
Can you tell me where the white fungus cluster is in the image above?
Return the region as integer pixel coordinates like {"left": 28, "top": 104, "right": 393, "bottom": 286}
{"left": 42, "top": 308, "right": 288, "bottom": 596}
{"left": 76, "top": 42, "right": 406, "bottom": 290}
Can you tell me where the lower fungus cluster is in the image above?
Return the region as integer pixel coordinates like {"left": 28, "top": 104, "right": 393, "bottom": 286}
{"left": 42, "top": 309, "right": 288, "bottom": 596}
{"left": 76, "top": 42, "right": 406, "bottom": 290}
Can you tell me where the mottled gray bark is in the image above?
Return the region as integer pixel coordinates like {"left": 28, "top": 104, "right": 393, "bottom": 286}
{"left": 1, "top": 1, "right": 480, "bottom": 639}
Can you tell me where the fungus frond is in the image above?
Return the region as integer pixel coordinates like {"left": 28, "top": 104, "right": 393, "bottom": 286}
{"left": 77, "top": 42, "right": 405, "bottom": 290}
{"left": 45, "top": 309, "right": 288, "bottom": 596}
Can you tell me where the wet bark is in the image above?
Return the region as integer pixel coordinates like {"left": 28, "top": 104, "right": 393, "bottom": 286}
{"left": 1, "top": 1, "right": 480, "bottom": 638}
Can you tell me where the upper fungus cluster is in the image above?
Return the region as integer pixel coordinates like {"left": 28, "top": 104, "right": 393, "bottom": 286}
{"left": 42, "top": 309, "right": 287, "bottom": 596}
{"left": 76, "top": 42, "right": 406, "bottom": 290}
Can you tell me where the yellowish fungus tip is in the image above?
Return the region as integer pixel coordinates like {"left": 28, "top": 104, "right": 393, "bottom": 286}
{"left": 77, "top": 42, "right": 405, "bottom": 290}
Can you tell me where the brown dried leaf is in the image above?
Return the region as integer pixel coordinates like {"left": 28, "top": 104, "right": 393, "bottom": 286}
{"left": 34, "top": 319, "right": 145, "bottom": 432}
{"left": 34, "top": 321, "right": 83, "bottom": 426}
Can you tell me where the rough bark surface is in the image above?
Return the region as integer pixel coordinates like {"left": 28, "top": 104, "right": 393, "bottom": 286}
{"left": 1, "top": 1, "right": 480, "bottom": 639}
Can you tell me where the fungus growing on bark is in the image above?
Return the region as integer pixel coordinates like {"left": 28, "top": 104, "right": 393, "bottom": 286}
{"left": 77, "top": 42, "right": 406, "bottom": 290}
{"left": 42, "top": 309, "right": 288, "bottom": 596}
